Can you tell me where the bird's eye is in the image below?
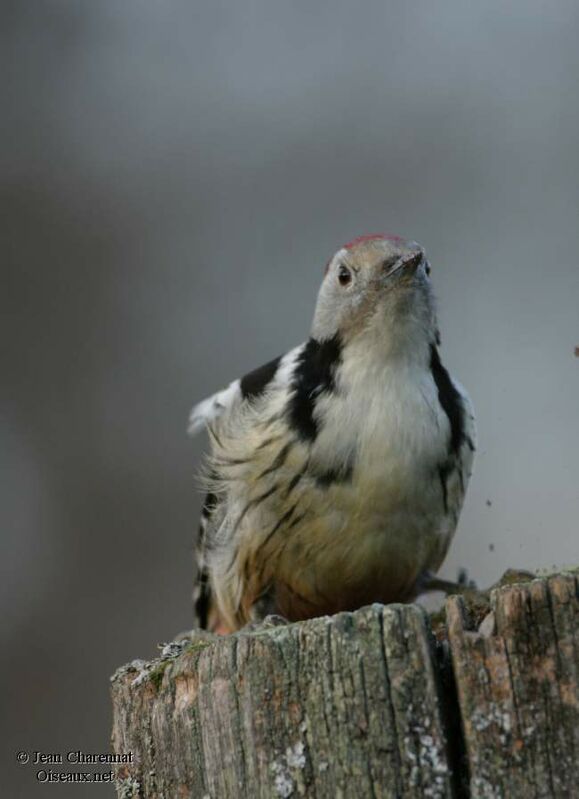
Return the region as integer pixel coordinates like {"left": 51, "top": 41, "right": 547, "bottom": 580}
{"left": 338, "top": 265, "right": 352, "bottom": 286}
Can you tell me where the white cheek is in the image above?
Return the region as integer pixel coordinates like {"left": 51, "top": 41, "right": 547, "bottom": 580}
{"left": 349, "top": 289, "right": 366, "bottom": 309}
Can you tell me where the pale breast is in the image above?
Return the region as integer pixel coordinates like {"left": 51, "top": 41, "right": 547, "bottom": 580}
{"left": 273, "top": 363, "right": 455, "bottom": 614}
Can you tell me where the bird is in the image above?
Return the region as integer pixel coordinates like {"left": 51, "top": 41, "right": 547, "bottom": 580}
{"left": 188, "top": 234, "right": 476, "bottom": 633}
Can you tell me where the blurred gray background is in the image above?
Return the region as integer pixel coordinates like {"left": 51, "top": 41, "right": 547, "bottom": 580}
{"left": 2, "top": 1, "right": 578, "bottom": 795}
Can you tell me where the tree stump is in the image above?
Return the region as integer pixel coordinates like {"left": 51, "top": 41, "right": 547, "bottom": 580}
{"left": 110, "top": 572, "right": 578, "bottom": 798}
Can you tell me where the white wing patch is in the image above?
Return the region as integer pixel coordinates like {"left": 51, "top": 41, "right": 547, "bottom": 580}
{"left": 188, "top": 379, "right": 242, "bottom": 436}
{"left": 188, "top": 344, "right": 305, "bottom": 437}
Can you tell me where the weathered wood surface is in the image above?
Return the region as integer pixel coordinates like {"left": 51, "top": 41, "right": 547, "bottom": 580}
{"left": 447, "top": 573, "right": 578, "bottom": 798}
{"left": 110, "top": 572, "right": 578, "bottom": 799}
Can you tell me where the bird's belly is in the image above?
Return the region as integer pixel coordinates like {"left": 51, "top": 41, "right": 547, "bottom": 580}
{"left": 270, "top": 378, "right": 455, "bottom": 619}
{"left": 274, "top": 474, "right": 449, "bottom": 619}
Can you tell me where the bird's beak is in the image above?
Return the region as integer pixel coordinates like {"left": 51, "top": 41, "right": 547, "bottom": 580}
{"left": 386, "top": 250, "right": 425, "bottom": 280}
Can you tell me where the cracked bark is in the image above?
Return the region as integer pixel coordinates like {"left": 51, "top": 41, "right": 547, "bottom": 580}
{"left": 447, "top": 572, "right": 578, "bottom": 798}
{"left": 111, "top": 572, "right": 578, "bottom": 798}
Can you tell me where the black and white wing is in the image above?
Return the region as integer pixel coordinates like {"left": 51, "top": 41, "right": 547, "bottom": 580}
{"left": 188, "top": 355, "right": 284, "bottom": 436}
{"left": 430, "top": 344, "right": 476, "bottom": 555}
{"left": 189, "top": 347, "right": 303, "bottom": 629}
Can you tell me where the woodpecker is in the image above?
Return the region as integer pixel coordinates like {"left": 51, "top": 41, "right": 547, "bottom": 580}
{"left": 189, "top": 234, "right": 476, "bottom": 633}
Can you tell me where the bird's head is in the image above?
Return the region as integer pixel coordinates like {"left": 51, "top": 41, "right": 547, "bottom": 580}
{"left": 311, "top": 234, "right": 438, "bottom": 357}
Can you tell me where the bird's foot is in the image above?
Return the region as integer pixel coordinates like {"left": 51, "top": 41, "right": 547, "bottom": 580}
{"left": 241, "top": 613, "right": 290, "bottom": 633}
{"left": 418, "top": 568, "right": 478, "bottom": 598}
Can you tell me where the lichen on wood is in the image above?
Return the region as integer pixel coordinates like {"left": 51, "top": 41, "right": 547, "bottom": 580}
{"left": 447, "top": 572, "right": 578, "bottom": 798}
{"left": 112, "top": 604, "right": 453, "bottom": 798}
{"left": 111, "top": 571, "right": 578, "bottom": 798}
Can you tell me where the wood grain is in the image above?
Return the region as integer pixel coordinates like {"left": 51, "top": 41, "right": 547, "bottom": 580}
{"left": 111, "top": 572, "right": 578, "bottom": 798}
